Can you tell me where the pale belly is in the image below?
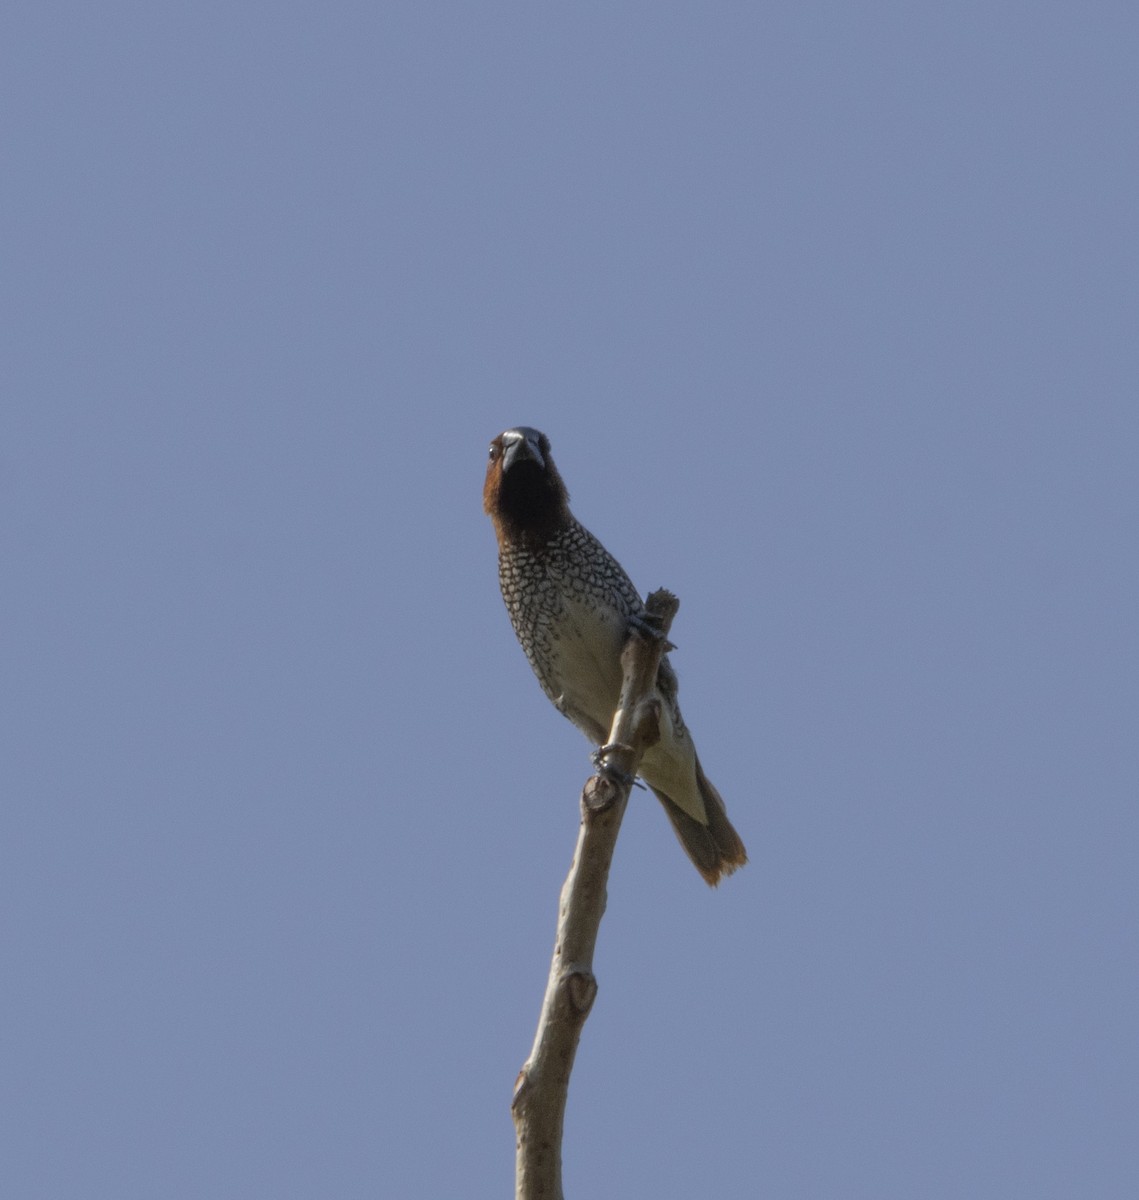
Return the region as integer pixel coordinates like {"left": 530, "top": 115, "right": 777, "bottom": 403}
{"left": 543, "top": 593, "right": 626, "bottom": 738}
{"left": 544, "top": 595, "right": 705, "bottom": 823}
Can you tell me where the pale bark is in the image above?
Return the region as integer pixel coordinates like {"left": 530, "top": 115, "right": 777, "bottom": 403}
{"left": 512, "top": 589, "right": 680, "bottom": 1200}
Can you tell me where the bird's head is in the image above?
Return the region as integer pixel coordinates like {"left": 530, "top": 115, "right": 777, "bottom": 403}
{"left": 483, "top": 426, "right": 571, "bottom": 546}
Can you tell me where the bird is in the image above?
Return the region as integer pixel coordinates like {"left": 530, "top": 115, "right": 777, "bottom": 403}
{"left": 483, "top": 426, "right": 747, "bottom": 885}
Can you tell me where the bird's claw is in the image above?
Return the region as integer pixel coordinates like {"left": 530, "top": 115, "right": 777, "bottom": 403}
{"left": 592, "top": 741, "right": 632, "bottom": 765}
{"left": 591, "top": 743, "right": 645, "bottom": 789}
{"left": 627, "top": 613, "right": 676, "bottom": 651}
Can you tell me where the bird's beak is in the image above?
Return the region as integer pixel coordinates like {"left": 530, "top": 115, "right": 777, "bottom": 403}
{"left": 501, "top": 432, "right": 545, "bottom": 473}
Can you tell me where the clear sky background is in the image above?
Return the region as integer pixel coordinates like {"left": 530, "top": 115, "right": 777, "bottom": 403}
{"left": 3, "top": 3, "right": 1136, "bottom": 1197}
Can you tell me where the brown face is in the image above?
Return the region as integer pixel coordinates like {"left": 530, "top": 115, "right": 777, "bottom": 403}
{"left": 483, "top": 428, "right": 568, "bottom": 545}
{"left": 482, "top": 431, "right": 510, "bottom": 517}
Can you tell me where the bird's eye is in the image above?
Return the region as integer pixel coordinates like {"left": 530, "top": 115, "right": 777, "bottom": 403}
{"left": 488, "top": 443, "right": 499, "bottom": 461}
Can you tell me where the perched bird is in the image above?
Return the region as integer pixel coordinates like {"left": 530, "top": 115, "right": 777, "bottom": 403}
{"left": 483, "top": 426, "right": 747, "bottom": 885}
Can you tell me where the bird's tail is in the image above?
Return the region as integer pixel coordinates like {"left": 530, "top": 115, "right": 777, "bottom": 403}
{"left": 649, "top": 755, "right": 747, "bottom": 886}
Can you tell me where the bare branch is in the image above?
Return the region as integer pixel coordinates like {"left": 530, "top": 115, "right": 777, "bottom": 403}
{"left": 512, "top": 589, "right": 680, "bottom": 1200}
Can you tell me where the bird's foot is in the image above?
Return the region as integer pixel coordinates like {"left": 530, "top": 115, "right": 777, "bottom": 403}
{"left": 627, "top": 612, "right": 676, "bottom": 651}
{"left": 591, "top": 744, "right": 645, "bottom": 789}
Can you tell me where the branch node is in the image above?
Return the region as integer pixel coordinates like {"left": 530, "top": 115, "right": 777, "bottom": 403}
{"left": 565, "top": 971, "right": 598, "bottom": 1014}
{"left": 582, "top": 775, "right": 620, "bottom": 812}
{"left": 511, "top": 1068, "right": 531, "bottom": 1112}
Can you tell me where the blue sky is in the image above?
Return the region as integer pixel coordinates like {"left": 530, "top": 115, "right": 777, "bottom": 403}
{"left": 3, "top": 3, "right": 1137, "bottom": 1196}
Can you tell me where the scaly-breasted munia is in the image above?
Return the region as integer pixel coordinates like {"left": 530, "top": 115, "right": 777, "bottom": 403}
{"left": 484, "top": 426, "right": 747, "bottom": 885}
